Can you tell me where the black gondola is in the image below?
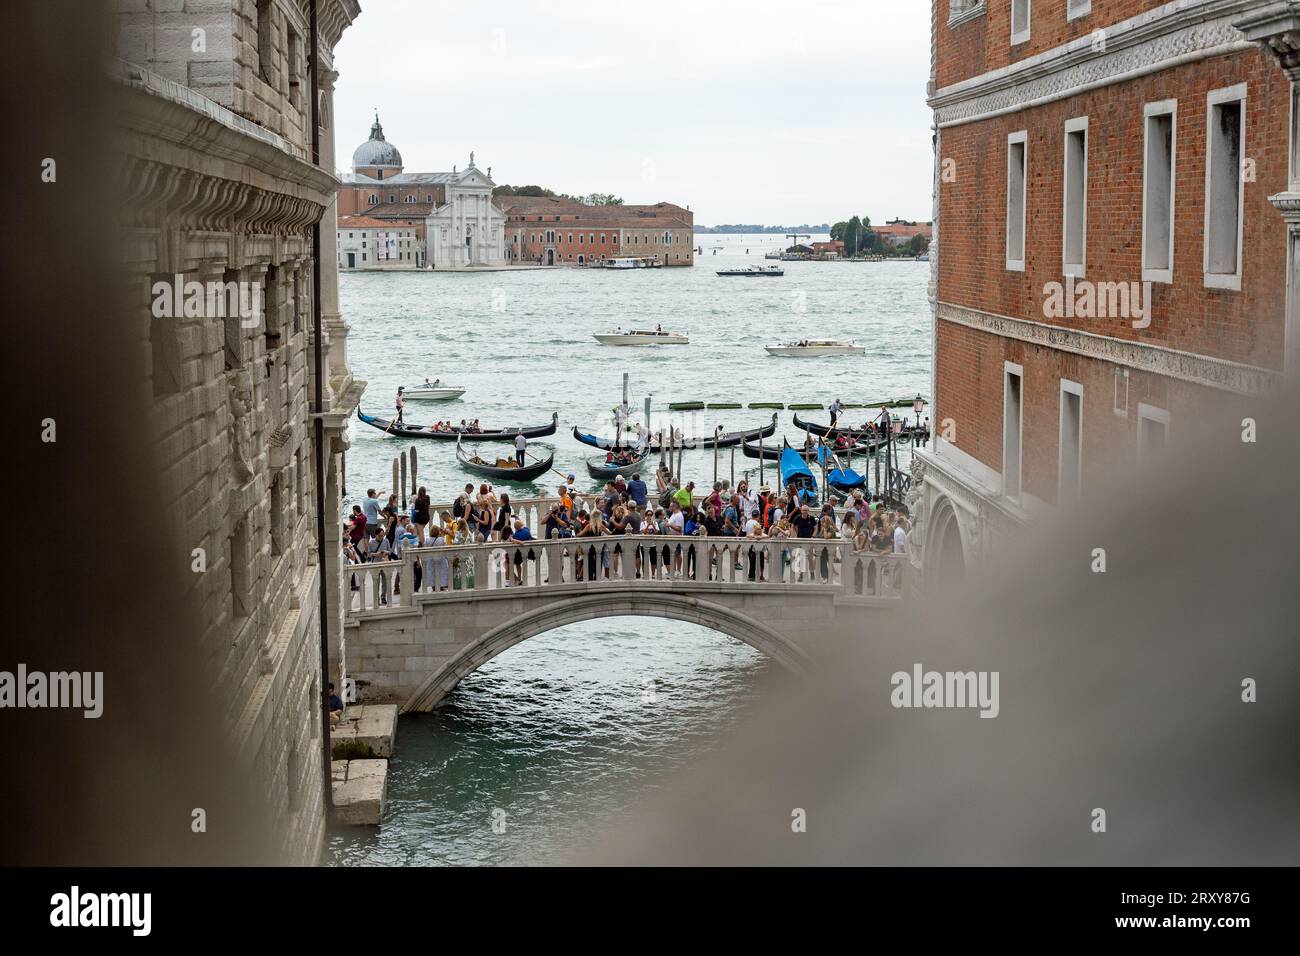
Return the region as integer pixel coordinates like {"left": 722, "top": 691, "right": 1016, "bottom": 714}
{"left": 586, "top": 445, "right": 651, "bottom": 479}
{"left": 455, "top": 437, "right": 555, "bottom": 482}
{"left": 791, "top": 412, "right": 925, "bottom": 444}
{"left": 572, "top": 412, "right": 777, "bottom": 452}
{"left": 357, "top": 409, "right": 558, "bottom": 441}
{"left": 741, "top": 434, "right": 872, "bottom": 461}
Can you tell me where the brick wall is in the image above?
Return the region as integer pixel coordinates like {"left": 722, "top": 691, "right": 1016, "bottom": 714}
{"left": 935, "top": 319, "right": 1244, "bottom": 504}
{"left": 937, "top": 0, "right": 1172, "bottom": 89}
{"left": 937, "top": 48, "right": 1288, "bottom": 367}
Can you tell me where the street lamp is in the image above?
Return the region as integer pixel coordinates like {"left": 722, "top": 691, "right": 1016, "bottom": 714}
{"left": 913, "top": 394, "right": 924, "bottom": 429}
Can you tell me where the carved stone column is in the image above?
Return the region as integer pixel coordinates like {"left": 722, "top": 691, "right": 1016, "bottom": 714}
{"left": 1235, "top": 2, "right": 1300, "bottom": 374}
{"left": 318, "top": 68, "right": 352, "bottom": 393}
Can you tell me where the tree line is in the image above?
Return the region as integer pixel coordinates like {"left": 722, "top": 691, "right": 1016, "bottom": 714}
{"left": 492, "top": 184, "right": 624, "bottom": 206}
{"left": 830, "top": 215, "right": 930, "bottom": 257}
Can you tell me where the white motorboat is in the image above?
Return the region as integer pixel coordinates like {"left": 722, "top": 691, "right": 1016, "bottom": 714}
{"left": 402, "top": 380, "right": 466, "bottom": 400}
{"left": 764, "top": 339, "right": 865, "bottom": 357}
{"left": 593, "top": 328, "right": 689, "bottom": 346}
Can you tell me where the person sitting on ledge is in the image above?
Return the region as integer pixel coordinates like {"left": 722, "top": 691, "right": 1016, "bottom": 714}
{"left": 328, "top": 683, "right": 344, "bottom": 725}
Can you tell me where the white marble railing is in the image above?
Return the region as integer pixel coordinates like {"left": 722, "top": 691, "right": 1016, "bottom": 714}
{"left": 343, "top": 534, "right": 905, "bottom": 617}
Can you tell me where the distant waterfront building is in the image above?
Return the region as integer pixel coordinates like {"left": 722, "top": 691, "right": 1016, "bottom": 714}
{"left": 872, "top": 219, "right": 933, "bottom": 247}
{"left": 337, "top": 215, "right": 425, "bottom": 270}
{"left": 497, "top": 196, "right": 695, "bottom": 266}
{"left": 113, "top": 0, "right": 364, "bottom": 861}
{"left": 913, "top": 0, "right": 1297, "bottom": 589}
{"left": 337, "top": 116, "right": 507, "bottom": 267}
{"left": 812, "top": 240, "right": 845, "bottom": 259}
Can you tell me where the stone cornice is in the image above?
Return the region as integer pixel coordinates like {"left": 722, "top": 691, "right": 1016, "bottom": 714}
{"left": 931, "top": 0, "right": 1260, "bottom": 127}
{"left": 113, "top": 61, "right": 341, "bottom": 234}
{"left": 947, "top": 2, "right": 986, "bottom": 29}
{"left": 938, "top": 301, "right": 1280, "bottom": 394}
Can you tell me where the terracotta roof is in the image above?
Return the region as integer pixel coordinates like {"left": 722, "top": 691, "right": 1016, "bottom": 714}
{"left": 495, "top": 196, "right": 693, "bottom": 228}
{"left": 872, "top": 222, "right": 932, "bottom": 239}
{"left": 339, "top": 215, "right": 423, "bottom": 229}
{"left": 364, "top": 201, "right": 436, "bottom": 217}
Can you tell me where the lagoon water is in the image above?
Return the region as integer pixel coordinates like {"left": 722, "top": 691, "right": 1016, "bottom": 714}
{"left": 327, "top": 236, "right": 930, "bottom": 865}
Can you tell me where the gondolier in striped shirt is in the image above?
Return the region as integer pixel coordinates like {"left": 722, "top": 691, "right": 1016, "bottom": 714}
{"left": 829, "top": 398, "right": 843, "bottom": 429}
{"left": 394, "top": 387, "right": 406, "bottom": 424}
{"left": 515, "top": 430, "right": 527, "bottom": 466}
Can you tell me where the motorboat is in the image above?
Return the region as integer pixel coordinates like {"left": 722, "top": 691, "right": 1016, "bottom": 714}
{"left": 764, "top": 340, "right": 865, "bottom": 357}
{"left": 593, "top": 328, "right": 689, "bottom": 346}
{"left": 402, "top": 379, "right": 466, "bottom": 401}
{"left": 717, "top": 265, "right": 784, "bottom": 277}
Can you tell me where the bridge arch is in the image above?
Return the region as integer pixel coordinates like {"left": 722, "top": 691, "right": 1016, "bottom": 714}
{"left": 402, "top": 590, "right": 813, "bottom": 712}
{"left": 927, "top": 494, "right": 967, "bottom": 589}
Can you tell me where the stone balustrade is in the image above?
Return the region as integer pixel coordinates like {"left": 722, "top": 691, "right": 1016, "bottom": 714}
{"left": 344, "top": 532, "right": 905, "bottom": 617}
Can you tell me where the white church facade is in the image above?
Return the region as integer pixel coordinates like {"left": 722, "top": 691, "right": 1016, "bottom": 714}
{"left": 338, "top": 115, "right": 508, "bottom": 269}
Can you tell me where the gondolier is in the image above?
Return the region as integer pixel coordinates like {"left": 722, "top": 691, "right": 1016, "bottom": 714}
{"left": 395, "top": 387, "right": 406, "bottom": 423}
{"left": 514, "top": 430, "right": 527, "bottom": 466}
{"left": 829, "top": 398, "right": 843, "bottom": 429}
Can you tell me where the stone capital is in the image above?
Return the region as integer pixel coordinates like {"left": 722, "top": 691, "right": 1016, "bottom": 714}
{"left": 1235, "top": 1, "right": 1300, "bottom": 79}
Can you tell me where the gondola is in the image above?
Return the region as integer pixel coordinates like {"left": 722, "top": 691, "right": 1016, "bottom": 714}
{"left": 821, "top": 444, "right": 867, "bottom": 494}
{"left": 571, "top": 412, "right": 777, "bottom": 452}
{"left": 455, "top": 437, "right": 556, "bottom": 483}
{"left": 778, "top": 443, "right": 818, "bottom": 504}
{"left": 586, "top": 445, "right": 651, "bottom": 479}
{"left": 356, "top": 409, "right": 558, "bottom": 441}
{"left": 741, "top": 433, "right": 871, "bottom": 462}
{"left": 791, "top": 411, "right": 924, "bottom": 445}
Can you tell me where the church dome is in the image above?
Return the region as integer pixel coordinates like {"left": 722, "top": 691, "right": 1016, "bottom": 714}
{"left": 352, "top": 114, "right": 403, "bottom": 170}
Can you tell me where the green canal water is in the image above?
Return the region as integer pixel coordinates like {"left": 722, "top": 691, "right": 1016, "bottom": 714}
{"left": 326, "top": 236, "right": 930, "bottom": 865}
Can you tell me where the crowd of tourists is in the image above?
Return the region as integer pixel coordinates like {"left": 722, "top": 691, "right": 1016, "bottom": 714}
{"left": 341, "top": 466, "right": 910, "bottom": 601}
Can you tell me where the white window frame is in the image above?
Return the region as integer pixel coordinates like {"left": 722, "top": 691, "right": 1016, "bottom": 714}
{"left": 1003, "top": 361, "right": 1025, "bottom": 501}
{"left": 1062, "top": 115, "right": 1089, "bottom": 278}
{"left": 1113, "top": 368, "right": 1129, "bottom": 418}
{"left": 1141, "top": 99, "right": 1178, "bottom": 284}
{"left": 1203, "top": 84, "right": 1247, "bottom": 291}
{"left": 1058, "top": 379, "right": 1084, "bottom": 503}
{"left": 1067, "top": 0, "right": 1091, "bottom": 20}
{"left": 1136, "top": 402, "right": 1170, "bottom": 460}
{"left": 1011, "top": 0, "right": 1031, "bottom": 46}
{"left": 1006, "top": 130, "right": 1028, "bottom": 271}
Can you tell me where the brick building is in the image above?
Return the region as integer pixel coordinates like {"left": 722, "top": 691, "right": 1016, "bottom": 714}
{"left": 497, "top": 196, "right": 695, "bottom": 266}
{"left": 872, "top": 219, "right": 934, "bottom": 247}
{"left": 911, "top": 0, "right": 1300, "bottom": 588}
{"left": 112, "top": 0, "right": 364, "bottom": 860}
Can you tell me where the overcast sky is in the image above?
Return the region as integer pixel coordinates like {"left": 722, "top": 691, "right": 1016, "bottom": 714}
{"left": 331, "top": 1, "right": 933, "bottom": 226}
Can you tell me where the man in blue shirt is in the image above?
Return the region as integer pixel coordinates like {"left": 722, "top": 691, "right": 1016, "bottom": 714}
{"left": 627, "top": 472, "right": 648, "bottom": 507}
{"left": 510, "top": 519, "right": 535, "bottom": 585}
{"left": 361, "top": 488, "right": 383, "bottom": 539}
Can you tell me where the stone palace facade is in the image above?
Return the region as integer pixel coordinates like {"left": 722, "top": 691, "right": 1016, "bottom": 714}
{"left": 112, "top": 0, "right": 364, "bottom": 862}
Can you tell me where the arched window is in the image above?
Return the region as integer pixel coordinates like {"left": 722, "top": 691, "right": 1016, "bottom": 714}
{"left": 367, "top": 195, "right": 377, "bottom": 205}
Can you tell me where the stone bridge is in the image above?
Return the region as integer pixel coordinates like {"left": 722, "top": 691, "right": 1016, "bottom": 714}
{"left": 340, "top": 497, "right": 906, "bottom": 711}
